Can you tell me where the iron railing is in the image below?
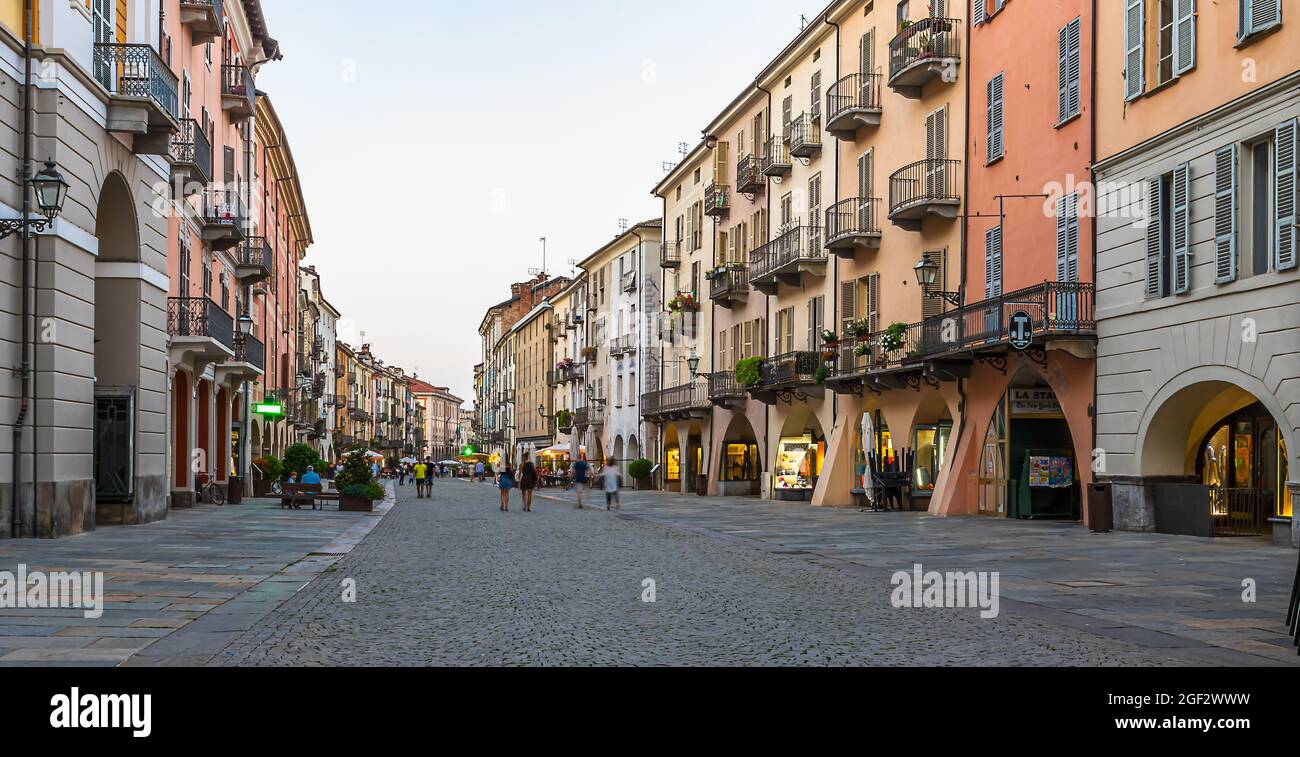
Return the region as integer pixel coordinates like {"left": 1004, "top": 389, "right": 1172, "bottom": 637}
{"left": 92, "top": 43, "right": 179, "bottom": 121}
{"left": 826, "top": 197, "right": 882, "bottom": 244}
{"left": 888, "top": 158, "right": 961, "bottom": 217}
{"left": 708, "top": 371, "right": 745, "bottom": 400}
{"left": 889, "top": 17, "right": 962, "bottom": 82}
{"left": 705, "top": 182, "right": 730, "bottom": 216}
{"left": 750, "top": 225, "right": 826, "bottom": 282}
{"left": 826, "top": 72, "right": 883, "bottom": 125}
{"left": 916, "top": 281, "right": 1096, "bottom": 357}
{"left": 736, "top": 154, "right": 765, "bottom": 194}
{"left": 167, "top": 297, "right": 234, "bottom": 351}
{"left": 708, "top": 264, "right": 749, "bottom": 301}
{"left": 169, "top": 118, "right": 212, "bottom": 184}
{"left": 236, "top": 235, "right": 272, "bottom": 276}
{"left": 232, "top": 331, "right": 264, "bottom": 370}
{"left": 1211, "top": 488, "right": 1272, "bottom": 537}
{"left": 760, "top": 135, "right": 791, "bottom": 176}
{"left": 788, "top": 113, "right": 822, "bottom": 157}
{"left": 760, "top": 351, "right": 822, "bottom": 387}
{"left": 642, "top": 382, "right": 709, "bottom": 418}
{"left": 660, "top": 240, "right": 681, "bottom": 268}
{"left": 610, "top": 335, "right": 637, "bottom": 356}
{"left": 204, "top": 188, "right": 246, "bottom": 228}
{"left": 222, "top": 63, "right": 255, "bottom": 107}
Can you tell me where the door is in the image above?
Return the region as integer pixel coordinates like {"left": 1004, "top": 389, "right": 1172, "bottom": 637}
{"left": 978, "top": 394, "right": 1008, "bottom": 516}
{"left": 925, "top": 107, "right": 948, "bottom": 197}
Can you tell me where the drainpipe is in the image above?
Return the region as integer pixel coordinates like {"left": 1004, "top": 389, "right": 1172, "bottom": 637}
{"left": 11, "top": 0, "right": 34, "bottom": 538}
{"left": 824, "top": 14, "right": 840, "bottom": 431}
{"left": 757, "top": 82, "right": 772, "bottom": 476}
{"left": 631, "top": 226, "right": 644, "bottom": 474}
{"left": 1089, "top": 0, "right": 1099, "bottom": 471}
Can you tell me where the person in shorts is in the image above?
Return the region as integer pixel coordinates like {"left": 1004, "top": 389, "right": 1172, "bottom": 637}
{"left": 570, "top": 453, "right": 590, "bottom": 509}
{"left": 600, "top": 464, "right": 621, "bottom": 510}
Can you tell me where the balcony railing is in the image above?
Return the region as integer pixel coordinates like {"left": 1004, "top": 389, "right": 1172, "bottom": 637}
{"left": 235, "top": 235, "right": 272, "bottom": 281}
{"left": 825, "top": 197, "right": 883, "bottom": 255}
{"left": 825, "top": 72, "right": 883, "bottom": 137}
{"left": 609, "top": 335, "right": 637, "bottom": 356}
{"left": 888, "top": 17, "right": 961, "bottom": 96}
{"left": 660, "top": 240, "right": 681, "bottom": 269}
{"left": 708, "top": 264, "right": 749, "bottom": 308}
{"left": 92, "top": 43, "right": 179, "bottom": 122}
{"left": 788, "top": 113, "right": 822, "bottom": 159}
{"left": 708, "top": 371, "right": 746, "bottom": 402}
{"left": 232, "top": 332, "right": 264, "bottom": 370}
{"left": 551, "top": 364, "right": 584, "bottom": 384}
{"left": 167, "top": 297, "right": 234, "bottom": 352}
{"left": 759, "top": 351, "right": 822, "bottom": 387}
{"left": 203, "top": 188, "right": 246, "bottom": 228}
{"left": 749, "top": 225, "right": 826, "bottom": 293}
{"left": 179, "top": 0, "right": 224, "bottom": 42}
{"left": 888, "top": 159, "right": 961, "bottom": 226}
{"left": 642, "top": 382, "right": 709, "bottom": 421}
{"left": 704, "top": 182, "right": 730, "bottom": 217}
{"left": 221, "top": 63, "right": 256, "bottom": 117}
{"left": 915, "top": 282, "right": 1096, "bottom": 359}
{"left": 169, "top": 118, "right": 213, "bottom": 184}
{"left": 736, "top": 154, "right": 765, "bottom": 195}
{"left": 760, "top": 135, "right": 792, "bottom": 177}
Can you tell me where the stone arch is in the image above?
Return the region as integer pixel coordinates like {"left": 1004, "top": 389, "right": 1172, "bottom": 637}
{"left": 715, "top": 412, "right": 762, "bottom": 496}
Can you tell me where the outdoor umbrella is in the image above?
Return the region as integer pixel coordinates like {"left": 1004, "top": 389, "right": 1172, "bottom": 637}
{"left": 400, "top": 457, "right": 419, "bottom": 464}
{"left": 365, "top": 450, "right": 384, "bottom": 459}
{"left": 861, "top": 412, "right": 875, "bottom": 504}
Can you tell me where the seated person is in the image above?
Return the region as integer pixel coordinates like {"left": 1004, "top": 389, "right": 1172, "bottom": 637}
{"left": 301, "top": 466, "right": 322, "bottom": 486}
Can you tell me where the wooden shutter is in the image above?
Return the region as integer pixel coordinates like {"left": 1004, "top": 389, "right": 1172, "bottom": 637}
{"left": 1059, "top": 18, "right": 1081, "bottom": 122}
{"left": 1214, "top": 145, "right": 1238, "bottom": 283}
{"left": 985, "top": 227, "right": 1003, "bottom": 299}
{"left": 1056, "top": 193, "right": 1079, "bottom": 283}
{"left": 926, "top": 108, "right": 947, "bottom": 160}
{"left": 973, "top": 0, "right": 986, "bottom": 26}
{"left": 811, "top": 71, "right": 822, "bottom": 120}
{"left": 858, "top": 150, "right": 873, "bottom": 198}
{"left": 867, "top": 273, "right": 880, "bottom": 333}
{"left": 1172, "top": 163, "right": 1190, "bottom": 294}
{"left": 1125, "top": 0, "right": 1145, "bottom": 101}
{"left": 1276, "top": 119, "right": 1297, "bottom": 271}
{"left": 1241, "top": 0, "right": 1282, "bottom": 41}
{"left": 840, "top": 279, "right": 857, "bottom": 334}
{"left": 860, "top": 30, "right": 875, "bottom": 75}
{"left": 714, "top": 141, "right": 730, "bottom": 184}
{"left": 987, "top": 73, "right": 1004, "bottom": 162}
{"left": 1174, "top": 0, "right": 1196, "bottom": 75}
{"left": 922, "top": 250, "right": 946, "bottom": 318}
{"left": 1145, "top": 177, "right": 1165, "bottom": 299}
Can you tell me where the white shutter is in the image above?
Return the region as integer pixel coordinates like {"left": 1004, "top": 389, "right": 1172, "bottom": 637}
{"left": 1241, "top": 0, "right": 1282, "bottom": 41}
{"left": 1145, "top": 177, "right": 1165, "bottom": 299}
{"left": 1174, "top": 0, "right": 1196, "bottom": 75}
{"left": 972, "top": 0, "right": 986, "bottom": 26}
{"left": 1172, "top": 163, "right": 1190, "bottom": 294}
{"left": 1125, "top": 0, "right": 1145, "bottom": 101}
{"left": 1214, "top": 145, "right": 1238, "bottom": 283}
{"left": 1276, "top": 119, "right": 1297, "bottom": 271}
{"left": 987, "top": 73, "right": 1004, "bottom": 162}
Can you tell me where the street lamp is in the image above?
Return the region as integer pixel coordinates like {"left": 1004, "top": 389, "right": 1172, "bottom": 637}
{"left": 1, "top": 160, "right": 69, "bottom": 238}
{"left": 537, "top": 403, "right": 546, "bottom": 418}
{"left": 237, "top": 312, "right": 254, "bottom": 337}
{"left": 585, "top": 384, "right": 606, "bottom": 408}
{"left": 913, "top": 256, "right": 961, "bottom": 308}
{"left": 687, "top": 352, "right": 701, "bottom": 377}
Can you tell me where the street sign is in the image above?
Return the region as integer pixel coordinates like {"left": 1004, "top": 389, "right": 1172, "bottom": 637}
{"left": 253, "top": 401, "right": 284, "bottom": 417}
{"left": 1008, "top": 310, "right": 1034, "bottom": 351}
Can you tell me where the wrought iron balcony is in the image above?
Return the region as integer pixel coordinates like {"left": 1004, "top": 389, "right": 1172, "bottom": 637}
{"left": 179, "top": 0, "right": 224, "bottom": 44}
{"left": 736, "top": 154, "right": 765, "bottom": 195}
{"left": 708, "top": 264, "right": 749, "bottom": 309}
{"left": 888, "top": 159, "right": 961, "bottom": 230}
{"left": 751, "top": 351, "right": 825, "bottom": 404}
{"left": 221, "top": 64, "right": 256, "bottom": 120}
{"left": 642, "top": 381, "right": 710, "bottom": 422}
{"left": 704, "top": 182, "right": 730, "bottom": 217}
{"left": 551, "top": 363, "right": 584, "bottom": 385}
{"left": 825, "top": 72, "right": 883, "bottom": 138}
{"left": 201, "top": 189, "right": 245, "bottom": 250}
{"left": 92, "top": 43, "right": 179, "bottom": 145}
{"left": 760, "top": 135, "right": 792, "bottom": 177}
{"left": 235, "top": 235, "right": 272, "bottom": 282}
{"left": 708, "top": 370, "right": 746, "bottom": 407}
{"left": 788, "top": 114, "right": 822, "bottom": 159}
{"left": 748, "top": 225, "right": 826, "bottom": 295}
{"left": 609, "top": 335, "right": 637, "bottom": 357}
{"left": 660, "top": 240, "right": 681, "bottom": 269}
{"left": 167, "top": 296, "right": 235, "bottom": 354}
{"left": 825, "top": 197, "right": 883, "bottom": 256}
{"left": 231, "top": 332, "right": 264, "bottom": 372}
{"left": 916, "top": 282, "right": 1096, "bottom": 361}
{"left": 348, "top": 403, "right": 372, "bottom": 422}
{"left": 888, "top": 17, "right": 961, "bottom": 98}
{"left": 169, "top": 118, "right": 212, "bottom": 185}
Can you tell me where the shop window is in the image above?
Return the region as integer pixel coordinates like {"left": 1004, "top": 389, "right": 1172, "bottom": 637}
{"left": 722, "top": 443, "right": 760, "bottom": 481}
{"left": 912, "top": 424, "right": 952, "bottom": 494}
{"left": 665, "top": 446, "right": 681, "bottom": 481}
{"left": 775, "top": 435, "right": 823, "bottom": 492}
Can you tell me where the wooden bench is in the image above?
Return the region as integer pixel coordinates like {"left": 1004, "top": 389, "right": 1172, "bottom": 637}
{"left": 280, "top": 483, "right": 341, "bottom": 511}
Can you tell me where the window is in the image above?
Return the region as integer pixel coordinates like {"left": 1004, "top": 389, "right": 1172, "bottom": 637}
{"left": 984, "top": 226, "right": 1003, "bottom": 299}
{"left": 1056, "top": 192, "right": 1079, "bottom": 283}
{"left": 1058, "top": 18, "right": 1081, "bottom": 123}
{"left": 897, "top": 1, "right": 910, "bottom": 28}
{"left": 1126, "top": 0, "right": 1195, "bottom": 99}
{"left": 1239, "top": 0, "right": 1283, "bottom": 43}
{"left": 1144, "top": 164, "right": 1190, "bottom": 298}
{"left": 986, "top": 73, "right": 1004, "bottom": 163}
{"left": 810, "top": 71, "right": 822, "bottom": 119}
{"left": 808, "top": 173, "right": 822, "bottom": 247}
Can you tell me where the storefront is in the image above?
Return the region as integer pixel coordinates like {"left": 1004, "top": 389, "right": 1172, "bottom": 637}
{"left": 719, "top": 441, "right": 761, "bottom": 495}
{"left": 774, "top": 433, "right": 824, "bottom": 501}
{"left": 978, "top": 385, "right": 1080, "bottom": 520}
{"left": 1197, "top": 403, "right": 1291, "bottom": 536}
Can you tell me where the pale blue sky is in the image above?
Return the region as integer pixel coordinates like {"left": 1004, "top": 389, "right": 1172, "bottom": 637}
{"left": 257, "top": 0, "right": 826, "bottom": 401}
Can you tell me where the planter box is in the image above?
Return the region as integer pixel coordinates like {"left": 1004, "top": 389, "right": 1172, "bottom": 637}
{"left": 340, "top": 495, "right": 376, "bottom": 513}
{"left": 252, "top": 478, "right": 272, "bottom": 497}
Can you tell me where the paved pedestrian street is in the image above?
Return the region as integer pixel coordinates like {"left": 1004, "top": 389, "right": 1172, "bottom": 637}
{"left": 205, "top": 481, "right": 1298, "bottom": 667}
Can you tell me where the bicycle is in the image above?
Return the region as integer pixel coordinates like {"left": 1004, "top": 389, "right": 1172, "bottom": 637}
{"left": 195, "top": 472, "right": 226, "bottom": 506}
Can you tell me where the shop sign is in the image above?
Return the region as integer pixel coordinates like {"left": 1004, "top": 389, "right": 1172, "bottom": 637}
{"left": 1009, "top": 388, "right": 1062, "bottom": 416}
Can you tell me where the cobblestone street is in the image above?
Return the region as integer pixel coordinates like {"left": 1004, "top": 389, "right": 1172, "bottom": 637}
{"left": 206, "top": 481, "right": 1289, "bottom": 667}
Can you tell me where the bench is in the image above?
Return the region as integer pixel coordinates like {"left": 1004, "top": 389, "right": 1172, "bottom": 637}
{"left": 280, "top": 483, "right": 340, "bottom": 511}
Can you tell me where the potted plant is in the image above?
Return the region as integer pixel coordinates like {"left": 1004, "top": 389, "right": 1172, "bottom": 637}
{"left": 556, "top": 408, "right": 573, "bottom": 433}
{"left": 580, "top": 346, "right": 598, "bottom": 363}
{"left": 881, "top": 322, "right": 909, "bottom": 353}
{"left": 556, "top": 357, "right": 575, "bottom": 372}
{"left": 339, "top": 481, "right": 385, "bottom": 513}
{"left": 814, "top": 365, "right": 829, "bottom": 385}
{"left": 735, "top": 356, "right": 764, "bottom": 388}
{"left": 820, "top": 328, "right": 840, "bottom": 346}
{"left": 853, "top": 343, "right": 872, "bottom": 358}
{"left": 667, "top": 292, "right": 701, "bottom": 314}
{"left": 628, "top": 458, "right": 654, "bottom": 490}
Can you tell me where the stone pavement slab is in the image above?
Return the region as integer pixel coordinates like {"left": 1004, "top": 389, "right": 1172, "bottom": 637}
{"left": 0, "top": 484, "right": 395, "bottom": 667}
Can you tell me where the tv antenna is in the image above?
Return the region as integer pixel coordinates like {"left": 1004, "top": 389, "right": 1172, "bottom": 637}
{"left": 618, "top": 218, "right": 628, "bottom": 233}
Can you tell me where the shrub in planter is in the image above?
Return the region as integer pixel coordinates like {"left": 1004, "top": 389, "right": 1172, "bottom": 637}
{"left": 334, "top": 450, "right": 374, "bottom": 488}
{"left": 339, "top": 482, "right": 384, "bottom": 513}
{"left": 735, "top": 356, "right": 764, "bottom": 388}
{"left": 814, "top": 366, "right": 829, "bottom": 385}
{"left": 628, "top": 458, "right": 653, "bottom": 481}
{"left": 253, "top": 456, "right": 283, "bottom": 481}
{"left": 881, "top": 322, "right": 909, "bottom": 353}
{"left": 284, "top": 443, "right": 323, "bottom": 478}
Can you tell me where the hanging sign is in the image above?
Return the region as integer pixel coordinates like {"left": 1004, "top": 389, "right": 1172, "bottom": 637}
{"left": 1008, "top": 309, "right": 1034, "bottom": 351}
{"left": 1010, "top": 388, "right": 1062, "bottom": 416}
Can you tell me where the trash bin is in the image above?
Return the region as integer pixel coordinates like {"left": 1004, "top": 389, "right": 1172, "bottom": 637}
{"left": 696, "top": 474, "right": 708, "bottom": 497}
{"left": 1087, "top": 482, "right": 1113, "bottom": 533}
{"left": 227, "top": 475, "right": 243, "bottom": 505}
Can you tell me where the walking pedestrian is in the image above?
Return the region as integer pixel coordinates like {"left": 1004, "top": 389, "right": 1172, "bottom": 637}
{"left": 518, "top": 452, "right": 538, "bottom": 512}
{"left": 600, "top": 464, "right": 621, "bottom": 510}
{"left": 570, "top": 453, "right": 590, "bottom": 509}
{"left": 413, "top": 459, "right": 427, "bottom": 498}
{"left": 475, "top": 460, "right": 485, "bottom": 483}
{"left": 425, "top": 458, "right": 436, "bottom": 495}
{"left": 497, "top": 459, "right": 516, "bottom": 511}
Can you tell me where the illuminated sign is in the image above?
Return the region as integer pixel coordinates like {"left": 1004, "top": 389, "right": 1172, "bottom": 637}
{"left": 253, "top": 401, "right": 284, "bottom": 417}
